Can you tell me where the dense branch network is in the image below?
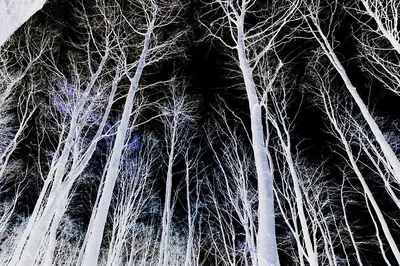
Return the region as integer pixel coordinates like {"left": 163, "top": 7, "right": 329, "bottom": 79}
{"left": 0, "top": 0, "right": 399, "bottom": 266}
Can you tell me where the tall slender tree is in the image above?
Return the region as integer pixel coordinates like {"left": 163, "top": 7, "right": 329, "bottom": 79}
{"left": 302, "top": 0, "right": 400, "bottom": 182}
{"left": 81, "top": 1, "right": 185, "bottom": 264}
{"left": 203, "top": 1, "right": 300, "bottom": 264}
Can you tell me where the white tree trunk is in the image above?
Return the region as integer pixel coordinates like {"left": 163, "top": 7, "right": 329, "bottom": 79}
{"left": 42, "top": 194, "right": 68, "bottom": 266}
{"left": 321, "top": 90, "right": 400, "bottom": 264}
{"left": 310, "top": 18, "right": 400, "bottom": 182}
{"left": 80, "top": 9, "right": 156, "bottom": 265}
{"left": 237, "top": 29, "right": 279, "bottom": 266}
{"left": 8, "top": 50, "right": 111, "bottom": 266}
{"left": 340, "top": 179, "right": 363, "bottom": 266}
{"left": 360, "top": 0, "right": 400, "bottom": 54}
{"left": 0, "top": 97, "right": 35, "bottom": 179}
{"left": 158, "top": 118, "right": 177, "bottom": 266}
{"left": 282, "top": 147, "right": 317, "bottom": 266}
{"left": 348, "top": 149, "right": 400, "bottom": 264}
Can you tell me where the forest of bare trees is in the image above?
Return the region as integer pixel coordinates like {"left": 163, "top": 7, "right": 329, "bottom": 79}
{"left": 0, "top": 0, "right": 400, "bottom": 265}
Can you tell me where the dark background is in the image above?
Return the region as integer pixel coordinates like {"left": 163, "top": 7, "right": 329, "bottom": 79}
{"left": 4, "top": 0, "right": 400, "bottom": 265}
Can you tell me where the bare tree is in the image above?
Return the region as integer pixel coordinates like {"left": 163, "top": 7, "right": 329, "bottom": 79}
{"left": 156, "top": 82, "right": 198, "bottom": 266}
{"left": 81, "top": 1, "right": 185, "bottom": 265}
{"left": 267, "top": 83, "right": 318, "bottom": 266}
{"left": 6, "top": 2, "right": 125, "bottom": 264}
{"left": 309, "top": 60, "right": 400, "bottom": 264}
{"left": 202, "top": 1, "right": 300, "bottom": 264}
{"left": 0, "top": 21, "right": 55, "bottom": 264}
{"left": 0, "top": 21, "right": 53, "bottom": 180}
{"left": 182, "top": 141, "right": 204, "bottom": 266}
{"left": 264, "top": 71, "right": 354, "bottom": 265}
{"left": 205, "top": 103, "right": 260, "bottom": 266}
{"left": 274, "top": 152, "right": 357, "bottom": 266}
{"left": 356, "top": 0, "right": 400, "bottom": 53}
{"left": 302, "top": 0, "right": 400, "bottom": 184}
{"left": 342, "top": 1, "right": 400, "bottom": 96}
{"left": 105, "top": 131, "right": 159, "bottom": 266}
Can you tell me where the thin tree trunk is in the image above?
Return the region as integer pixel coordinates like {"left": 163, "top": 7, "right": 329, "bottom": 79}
{"left": 158, "top": 117, "right": 177, "bottom": 266}
{"left": 360, "top": 0, "right": 400, "bottom": 54}
{"left": 271, "top": 116, "right": 318, "bottom": 266}
{"left": 80, "top": 7, "right": 157, "bottom": 265}
{"left": 309, "top": 17, "right": 400, "bottom": 181}
{"left": 340, "top": 179, "right": 363, "bottom": 266}
{"left": 321, "top": 91, "right": 400, "bottom": 264}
